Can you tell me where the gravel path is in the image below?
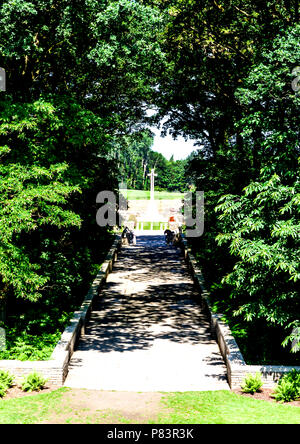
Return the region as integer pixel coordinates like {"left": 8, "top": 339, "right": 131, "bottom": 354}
{"left": 64, "top": 235, "right": 229, "bottom": 391}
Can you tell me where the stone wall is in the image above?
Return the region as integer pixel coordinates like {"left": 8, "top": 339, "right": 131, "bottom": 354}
{"left": 182, "top": 238, "right": 300, "bottom": 389}
{"left": 0, "top": 234, "right": 122, "bottom": 385}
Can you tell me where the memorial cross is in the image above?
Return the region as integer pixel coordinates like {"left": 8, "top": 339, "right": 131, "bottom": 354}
{"left": 147, "top": 169, "right": 157, "bottom": 201}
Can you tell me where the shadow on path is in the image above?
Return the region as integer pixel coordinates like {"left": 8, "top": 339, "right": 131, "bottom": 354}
{"left": 66, "top": 235, "right": 229, "bottom": 390}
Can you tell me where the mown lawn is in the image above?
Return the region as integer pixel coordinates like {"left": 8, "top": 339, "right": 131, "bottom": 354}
{"left": 0, "top": 388, "right": 70, "bottom": 424}
{"left": 157, "top": 391, "right": 300, "bottom": 424}
{"left": 0, "top": 389, "right": 300, "bottom": 424}
{"left": 122, "top": 189, "right": 184, "bottom": 200}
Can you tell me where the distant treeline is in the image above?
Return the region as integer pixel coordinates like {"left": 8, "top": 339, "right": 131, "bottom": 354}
{"left": 117, "top": 130, "right": 192, "bottom": 193}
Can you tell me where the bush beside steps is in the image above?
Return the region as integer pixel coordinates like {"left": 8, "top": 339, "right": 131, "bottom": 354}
{"left": 241, "top": 369, "right": 300, "bottom": 403}
{"left": 0, "top": 370, "right": 48, "bottom": 398}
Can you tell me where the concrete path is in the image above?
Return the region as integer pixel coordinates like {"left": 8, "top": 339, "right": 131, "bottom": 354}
{"left": 64, "top": 235, "right": 229, "bottom": 391}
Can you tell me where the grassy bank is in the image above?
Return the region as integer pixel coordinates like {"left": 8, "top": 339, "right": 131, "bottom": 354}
{"left": 156, "top": 391, "right": 300, "bottom": 424}
{"left": 0, "top": 389, "right": 299, "bottom": 424}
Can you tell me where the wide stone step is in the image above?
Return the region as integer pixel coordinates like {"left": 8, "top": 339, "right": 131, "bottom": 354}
{"left": 64, "top": 235, "right": 229, "bottom": 392}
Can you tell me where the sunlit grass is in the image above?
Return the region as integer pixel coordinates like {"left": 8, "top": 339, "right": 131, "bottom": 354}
{"left": 122, "top": 190, "right": 184, "bottom": 200}
{"left": 0, "top": 388, "right": 69, "bottom": 424}
{"left": 156, "top": 391, "right": 300, "bottom": 424}
{"left": 1, "top": 388, "right": 299, "bottom": 424}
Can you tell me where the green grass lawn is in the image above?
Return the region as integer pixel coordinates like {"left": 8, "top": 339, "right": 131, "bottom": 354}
{"left": 0, "top": 389, "right": 299, "bottom": 424}
{"left": 0, "top": 388, "right": 69, "bottom": 424}
{"left": 122, "top": 189, "right": 184, "bottom": 200}
{"left": 157, "top": 391, "right": 300, "bottom": 424}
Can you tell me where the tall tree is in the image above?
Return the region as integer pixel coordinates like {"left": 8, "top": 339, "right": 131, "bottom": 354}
{"left": 145, "top": 0, "right": 300, "bottom": 356}
{"left": 0, "top": 0, "right": 167, "bottom": 324}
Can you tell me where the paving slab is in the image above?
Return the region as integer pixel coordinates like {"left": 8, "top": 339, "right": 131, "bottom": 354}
{"left": 64, "top": 235, "right": 229, "bottom": 391}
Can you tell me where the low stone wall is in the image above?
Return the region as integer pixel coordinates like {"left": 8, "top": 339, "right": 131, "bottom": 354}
{"left": 0, "top": 234, "right": 122, "bottom": 385}
{"left": 182, "top": 238, "right": 300, "bottom": 389}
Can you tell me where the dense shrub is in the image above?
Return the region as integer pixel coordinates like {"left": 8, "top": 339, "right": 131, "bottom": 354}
{"left": 241, "top": 372, "right": 263, "bottom": 394}
{"left": 0, "top": 330, "right": 62, "bottom": 361}
{"left": 0, "top": 370, "right": 14, "bottom": 398}
{"left": 0, "top": 383, "right": 7, "bottom": 398}
{"left": 0, "top": 370, "right": 14, "bottom": 388}
{"left": 272, "top": 369, "right": 300, "bottom": 403}
{"left": 21, "top": 372, "right": 48, "bottom": 392}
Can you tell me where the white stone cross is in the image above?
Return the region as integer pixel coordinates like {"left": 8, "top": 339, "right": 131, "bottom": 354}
{"left": 147, "top": 169, "right": 157, "bottom": 201}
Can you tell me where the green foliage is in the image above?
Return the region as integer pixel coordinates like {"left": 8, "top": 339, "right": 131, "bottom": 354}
{"left": 0, "top": 370, "right": 14, "bottom": 398}
{"left": 0, "top": 0, "right": 167, "bottom": 356}
{"left": 282, "top": 324, "right": 300, "bottom": 354}
{"left": 0, "top": 329, "right": 62, "bottom": 361}
{"left": 241, "top": 372, "right": 263, "bottom": 394}
{"left": 0, "top": 0, "right": 299, "bottom": 365}
{"left": 21, "top": 372, "right": 48, "bottom": 392}
{"left": 272, "top": 370, "right": 300, "bottom": 403}
{"left": 281, "top": 369, "right": 300, "bottom": 386}
{"left": 273, "top": 381, "right": 298, "bottom": 403}
{"left": 215, "top": 29, "right": 300, "bottom": 355}
{"left": 0, "top": 383, "right": 7, "bottom": 398}
{"left": 117, "top": 130, "right": 189, "bottom": 192}
{"left": 183, "top": 19, "right": 300, "bottom": 358}
{"left": 0, "top": 370, "right": 14, "bottom": 388}
{"left": 0, "top": 148, "right": 81, "bottom": 302}
{"left": 215, "top": 172, "right": 299, "bottom": 337}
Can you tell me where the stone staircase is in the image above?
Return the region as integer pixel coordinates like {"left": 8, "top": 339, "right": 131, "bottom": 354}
{"left": 64, "top": 235, "right": 229, "bottom": 391}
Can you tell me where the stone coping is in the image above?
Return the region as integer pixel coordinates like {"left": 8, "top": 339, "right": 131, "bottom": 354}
{"left": 0, "top": 234, "right": 122, "bottom": 385}
{"left": 182, "top": 238, "right": 300, "bottom": 389}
